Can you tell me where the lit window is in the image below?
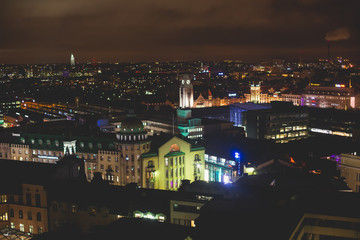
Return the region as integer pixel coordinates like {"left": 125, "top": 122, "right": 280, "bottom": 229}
{"left": 19, "top": 223, "right": 24, "bottom": 232}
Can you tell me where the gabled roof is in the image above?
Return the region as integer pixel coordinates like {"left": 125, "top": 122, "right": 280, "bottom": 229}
{"left": 142, "top": 134, "right": 204, "bottom": 158}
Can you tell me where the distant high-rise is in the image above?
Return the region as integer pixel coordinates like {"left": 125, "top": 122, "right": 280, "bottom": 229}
{"left": 70, "top": 53, "right": 75, "bottom": 67}
{"left": 179, "top": 74, "right": 194, "bottom": 108}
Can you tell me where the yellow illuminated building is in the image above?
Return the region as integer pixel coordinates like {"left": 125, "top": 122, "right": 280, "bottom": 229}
{"left": 141, "top": 136, "right": 205, "bottom": 190}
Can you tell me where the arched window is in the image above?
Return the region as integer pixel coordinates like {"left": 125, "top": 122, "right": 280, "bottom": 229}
{"left": 36, "top": 212, "right": 41, "bottom": 221}
{"left": 148, "top": 161, "right": 154, "bottom": 167}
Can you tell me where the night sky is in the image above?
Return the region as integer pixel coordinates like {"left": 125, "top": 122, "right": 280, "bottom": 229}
{"left": 0, "top": 0, "right": 359, "bottom": 64}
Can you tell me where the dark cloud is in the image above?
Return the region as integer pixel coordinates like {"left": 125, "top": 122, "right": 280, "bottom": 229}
{"left": 0, "top": 0, "right": 359, "bottom": 63}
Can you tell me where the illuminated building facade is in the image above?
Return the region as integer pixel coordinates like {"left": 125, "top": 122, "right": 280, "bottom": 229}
{"left": 204, "top": 154, "right": 236, "bottom": 183}
{"left": 280, "top": 93, "right": 302, "bottom": 106}
{"left": 0, "top": 133, "right": 118, "bottom": 184}
{"left": 114, "top": 114, "right": 151, "bottom": 186}
{"left": 0, "top": 183, "right": 48, "bottom": 235}
{"left": 303, "top": 85, "right": 356, "bottom": 110}
{"left": 193, "top": 90, "right": 244, "bottom": 108}
{"left": 250, "top": 83, "right": 261, "bottom": 103}
{"left": 179, "top": 74, "right": 194, "bottom": 109}
{"left": 244, "top": 102, "right": 309, "bottom": 143}
{"left": 141, "top": 136, "right": 205, "bottom": 190}
{"left": 244, "top": 83, "right": 278, "bottom": 104}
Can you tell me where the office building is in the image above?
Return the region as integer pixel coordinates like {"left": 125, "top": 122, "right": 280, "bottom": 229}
{"left": 230, "top": 103, "right": 272, "bottom": 127}
{"left": 303, "top": 84, "right": 356, "bottom": 110}
{"left": 244, "top": 102, "right": 309, "bottom": 143}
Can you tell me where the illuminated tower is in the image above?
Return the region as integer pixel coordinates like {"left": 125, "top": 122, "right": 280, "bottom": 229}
{"left": 70, "top": 53, "right": 75, "bottom": 67}
{"left": 179, "top": 74, "right": 194, "bottom": 108}
{"left": 250, "top": 82, "right": 261, "bottom": 103}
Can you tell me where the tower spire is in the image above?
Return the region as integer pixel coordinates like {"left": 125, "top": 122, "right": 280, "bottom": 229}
{"left": 70, "top": 53, "right": 75, "bottom": 67}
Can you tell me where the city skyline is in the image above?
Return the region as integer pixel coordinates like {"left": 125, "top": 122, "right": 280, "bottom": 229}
{"left": 0, "top": 0, "right": 359, "bottom": 64}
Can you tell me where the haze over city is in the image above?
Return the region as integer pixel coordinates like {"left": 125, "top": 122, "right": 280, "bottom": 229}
{"left": 1, "top": 0, "right": 360, "bottom": 64}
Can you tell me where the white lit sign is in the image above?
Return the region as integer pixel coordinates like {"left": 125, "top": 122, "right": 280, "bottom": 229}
{"left": 310, "top": 128, "right": 332, "bottom": 134}
{"left": 310, "top": 128, "right": 352, "bottom": 137}
{"left": 38, "top": 155, "right": 59, "bottom": 160}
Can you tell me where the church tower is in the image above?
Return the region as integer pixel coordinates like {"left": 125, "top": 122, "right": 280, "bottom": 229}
{"left": 179, "top": 74, "right": 194, "bottom": 108}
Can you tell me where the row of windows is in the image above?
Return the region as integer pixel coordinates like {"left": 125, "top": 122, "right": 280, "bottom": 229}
{"left": 100, "top": 156, "right": 119, "bottom": 162}
{"left": 173, "top": 218, "right": 196, "bottom": 227}
{"left": 9, "top": 209, "right": 42, "bottom": 221}
{"left": 279, "top": 125, "right": 307, "bottom": 132}
{"left": 188, "top": 135, "right": 203, "bottom": 139}
{"left": 3, "top": 193, "right": 41, "bottom": 206}
{"left": 123, "top": 154, "right": 140, "bottom": 161}
{"left": 165, "top": 156, "right": 184, "bottom": 167}
{"left": 117, "top": 134, "right": 148, "bottom": 141}
{"left": 166, "top": 167, "right": 185, "bottom": 178}
{"left": 12, "top": 149, "right": 29, "bottom": 154}
{"left": 119, "top": 143, "right": 150, "bottom": 151}
{"left": 268, "top": 131, "right": 308, "bottom": 140}
{"left": 11, "top": 222, "right": 42, "bottom": 234}
{"left": 26, "top": 138, "right": 111, "bottom": 150}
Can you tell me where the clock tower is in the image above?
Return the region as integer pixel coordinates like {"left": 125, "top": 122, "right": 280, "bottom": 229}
{"left": 179, "top": 74, "right": 194, "bottom": 108}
